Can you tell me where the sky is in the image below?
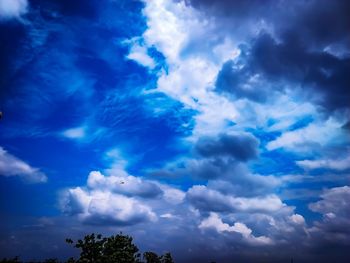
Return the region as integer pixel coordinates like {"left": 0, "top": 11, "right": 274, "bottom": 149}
{"left": 0, "top": 0, "right": 349, "bottom": 262}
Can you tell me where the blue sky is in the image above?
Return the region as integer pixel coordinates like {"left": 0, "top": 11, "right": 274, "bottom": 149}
{"left": 0, "top": 0, "right": 350, "bottom": 262}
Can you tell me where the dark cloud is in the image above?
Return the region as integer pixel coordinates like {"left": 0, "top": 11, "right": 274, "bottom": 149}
{"left": 215, "top": 58, "right": 269, "bottom": 102}
{"left": 305, "top": 186, "right": 350, "bottom": 262}
{"left": 187, "top": 0, "right": 281, "bottom": 20}
{"left": 309, "top": 186, "right": 350, "bottom": 245}
{"left": 287, "top": 0, "right": 350, "bottom": 47}
{"left": 186, "top": 185, "right": 234, "bottom": 213}
{"left": 195, "top": 133, "right": 258, "bottom": 161}
{"left": 186, "top": 185, "right": 284, "bottom": 213}
{"left": 216, "top": 33, "right": 350, "bottom": 112}
{"left": 189, "top": 0, "right": 350, "bottom": 113}
{"left": 188, "top": 0, "right": 350, "bottom": 47}
{"left": 186, "top": 157, "right": 234, "bottom": 179}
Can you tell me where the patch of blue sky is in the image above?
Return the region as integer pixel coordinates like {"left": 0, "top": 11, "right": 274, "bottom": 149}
{"left": 251, "top": 149, "right": 303, "bottom": 175}
{"left": 0, "top": 176, "right": 57, "bottom": 216}
{"left": 95, "top": 94, "right": 195, "bottom": 173}
{"left": 287, "top": 115, "right": 314, "bottom": 131}
{"left": 245, "top": 127, "right": 281, "bottom": 147}
{"left": 147, "top": 46, "right": 169, "bottom": 74}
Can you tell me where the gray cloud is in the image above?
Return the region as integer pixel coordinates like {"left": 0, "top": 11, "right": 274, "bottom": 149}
{"left": 187, "top": 0, "right": 350, "bottom": 114}
{"left": 195, "top": 133, "right": 259, "bottom": 161}
{"left": 216, "top": 33, "right": 350, "bottom": 113}
{"left": 308, "top": 186, "right": 350, "bottom": 248}
{"left": 188, "top": 0, "right": 350, "bottom": 47}
{"left": 186, "top": 185, "right": 284, "bottom": 213}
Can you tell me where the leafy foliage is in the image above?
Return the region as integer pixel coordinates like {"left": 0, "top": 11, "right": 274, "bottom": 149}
{"left": 143, "top": 252, "right": 160, "bottom": 263}
{"left": 66, "top": 233, "right": 141, "bottom": 263}
{"left": 0, "top": 257, "right": 20, "bottom": 263}
{"left": 1, "top": 233, "right": 175, "bottom": 263}
{"left": 159, "top": 253, "right": 174, "bottom": 263}
{"left": 142, "top": 251, "right": 174, "bottom": 263}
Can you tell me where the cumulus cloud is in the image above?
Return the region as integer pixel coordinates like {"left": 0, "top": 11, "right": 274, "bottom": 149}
{"left": 195, "top": 133, "right": 258, "bottom": 161}
{"left": 60, "top": 166, "right": 185, "bottom": 226}
{"left": 61, "top": 186, "right": 156, "bottom": 225}
{"left": 2, "top": 0, "right": 349, "bottom": 261}
{"left": 199, "top": 212, "right": 273, "bottom": 246}
{"left": 0, "top": 0, "right": 28, "bottom": 20}
{"left": 309, "top": 186, "right": 350, "bottom": 218}
{"left": 187, "top": 185, "right": 285, "bottom": 213}
{"left": 140, "top": 0, "right": 242, "bottom": 139}
{"left": 308, "top": 186, "right": 350, "bottom": 245}
{"left": 87, "top": 171, "right": 163, "bottom": 198}
{"left": 216, "top": 33, "right": 350, "bottom": 114}
{"left": 197, "top": 0, "right": 350, "bottom": 117}
{"left": 0, "top": 146, "right": 47, "bottom": 183}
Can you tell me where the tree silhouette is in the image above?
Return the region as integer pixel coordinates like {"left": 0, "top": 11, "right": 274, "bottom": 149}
{"left": 1, "top": 233, "right": 174, "bottom": 263}
{"left": 143, "top": 252, "right": 160, "bottom": 263}
{"left": 0, "top": 257, "right": 20, "bottom": 263}
{"left": 160, "top": 252, "right": 174, "bottom": 263}
{"left": 66, "top": 233, "right": 142, "bottom": 263}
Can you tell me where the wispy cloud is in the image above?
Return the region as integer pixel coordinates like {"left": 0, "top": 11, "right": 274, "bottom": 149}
{"left": 0, "top": 146, "right": 47, "bottom": 183}
{"left": 61, "top": 126, "right": 86, "bottom": 140}
{"left": 297, "top": 156, "right": 350, "bottom": 171}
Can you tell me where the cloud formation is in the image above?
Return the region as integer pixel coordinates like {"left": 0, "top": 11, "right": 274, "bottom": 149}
{"left": 199, "top": 212, "right": 273, "bottom": 246}
{"left": 61, "top": 186, "right": 157, "bottom": 226}
{"left": 187, "top": 185, "right": 284, "bottom": 213}
{"left": 0, "top": 146, "right": 47, "bottom": 183}
{"left": 0, "top": 0, "right": 28, "bottom": 20}
{"left": 309, "top": 186, "right": 350, "bottom": 245}
{"left": 297, "top": 156, "right": 350, "bottom": 171}
{"left": 216, "top": 33, "right": 350, "bottom": 113}
{"left": 1, "top": 0, "right": 350, "bottom": 262}
{"left": 195, "top": 133, "right": 258, "bottom": 161}
{"left": 60, "top": 167, "right": 184, "bottom": 226}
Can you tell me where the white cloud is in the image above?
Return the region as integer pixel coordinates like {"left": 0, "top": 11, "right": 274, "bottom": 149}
{"left": 60, "top": 153, "right": 186, "bottom": 225}
{"left": 289, "top": 214, "right": 305, "bottom": 225}
{"left": 61, "top": 186, "right": 157, "bottom": 225}
{"left": 266, "top": 118, "right": 347, "bottom": 153}
{"left": 297, "top": 155, "right": 350, "bottom": 171}
{"left": 0, "top": 146, "right": 47, "bottom": 183}
{"left": 126, "top": 39, "right": 156, "bottom": 69}
{"left": 160, "top": 213, "right": 175, "bottom": 219}
{"left": 61, "top": 126, "right": 86, "bottom": 139}
{"left": 199, "top": 212, "right": 273, "bottom": 245}
{"left": 87, "top": 171, "right": 163, "bottom": 198}
{"left": 60, "top": 125, "right": 106, "bottom": 143}
{"left": 159, "top": 184, "right": 185, "bottom": 204}
{"left": 0, "top": 0, "right": 28, "bottom": 20}
{"left": 137, "top": 0, "right": 326, "bottom": 142}
{"left": 138, "top": 0, "right": 243, "bottom": 139}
